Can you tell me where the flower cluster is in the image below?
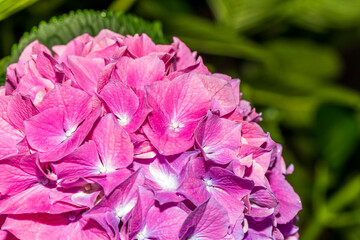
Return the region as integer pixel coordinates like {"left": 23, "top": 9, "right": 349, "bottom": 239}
{"left": 0, "top": 30, "right": 301, "bottom": 239}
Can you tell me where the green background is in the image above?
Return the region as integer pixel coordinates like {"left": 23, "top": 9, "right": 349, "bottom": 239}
{"left": 1, "top": 0, "right": 360, "bottom": 239}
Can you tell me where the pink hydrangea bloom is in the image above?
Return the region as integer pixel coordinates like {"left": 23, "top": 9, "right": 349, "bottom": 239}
{"left": 0, "top": 30, "right": 301, "bottom": 239}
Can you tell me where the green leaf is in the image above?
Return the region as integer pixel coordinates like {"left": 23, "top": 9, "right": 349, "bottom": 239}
{"left": 7, "top": 10, "right": 165, "bottom": 67}
{"left": 0, "top": 0, "right": 39, "bottom": 21}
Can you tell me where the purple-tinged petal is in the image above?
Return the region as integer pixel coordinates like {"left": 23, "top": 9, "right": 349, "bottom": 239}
{"left": 179, "top": 197, "right": 230, "bottom": 240}
{"left": 249, "top": 186, "right": 278, "bottom": 209}
{"left": 244, "top": 216, "right": 274, "bottom": 240}
{"left": 268, "top": 172, "right": 302, "bottom": 224}
{"left": 135, "top": 204, "right": 187, "bottom": 240}
{"left": 128, "top": 186, "right": 155, "bottom": 239}
{"left": 195, "top": 112, "right": 242, "bottom": 164}
{"left": 84, "top": 170, "right": 144, "bottom": 238}
{"left": 207, "top": 167, "right": 253, "bottom": 224}
{"left": 177, "top": 157, "right": 210, "bottom": 205}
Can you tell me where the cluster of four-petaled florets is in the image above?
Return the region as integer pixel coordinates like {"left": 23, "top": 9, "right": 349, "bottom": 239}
{"left": 0, "top": 30, "right": 301, "bottom": 240}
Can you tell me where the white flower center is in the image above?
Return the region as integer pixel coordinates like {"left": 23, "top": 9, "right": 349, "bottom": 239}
{"left": 97, "top": 162, "right": 115, "bottom": 175}
{"left": 170, "top": 120, "right": 184, "bottom": 131}
{"left": 118, "top": 115, "right": 130, "bottom": 126}
{"left": 136, "top": 227, "right": 148, "bottom": 240}
{"left": 64, "top": 125, "right": 77, "bottom": 139}
{"left": 149, "top": 166, "right": 178, "bottom": 191}
{"left": 203, "top": 178, "right": 214, "bottom": 192}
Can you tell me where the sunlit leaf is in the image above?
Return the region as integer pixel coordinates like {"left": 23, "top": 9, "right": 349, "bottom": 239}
{"left": 0, "top": 0, "right": 38, "bottom": 21}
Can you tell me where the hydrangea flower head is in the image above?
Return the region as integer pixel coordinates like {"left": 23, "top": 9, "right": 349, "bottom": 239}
{"left": 0, "top": 30, "right": 301, "bottom": 239}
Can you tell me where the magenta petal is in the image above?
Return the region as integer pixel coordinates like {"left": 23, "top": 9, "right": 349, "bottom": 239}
{"left": 0, "top": 155, "right": 38, "bottom": 196}
{"left": 24, "top": 107, "right": 67, "bottom": 152}
{"left": 179, "top": 197, "right": 230, "bottom": 240}
{"left": 38, "top": 107, "right": 101, "bottom": 162}
{"left": 37, "top": 84, "right": 92, "bottom": 131}
{"left": 89, "top": 168, "right": 132, "bottom": 196}
{"left": 207, "top": 167, "right": 254, "bottom": 224}
{"left": 195, "top": 112, "right": 242, "bottom": 164}
{"left": 0, "top": 118, "right": 24, "bottom": 159}
{"left": 178, "top": 157, "right": 210, "bottom": 205}
{"left": 138, "top": 205, "right": 187, "bottom": 240}
{"left": 126, "top": 55, "right": 165, "bottom": 90}
{"left": 100, "top": 80, "right": 149, "bottom": 132}
{"left": 199, "top": 74, "right": 238, "bottom": 116}
{"left": 2, "top": 212, "right": 110, "bottom": 240}
{"left": 67, "top": 55, "right": 105, "bottom": 93}
{"left": 144, "top": 73, "right": 211, "bottom": 155}
{"left": 53, "top": 141, "right": 101, "bottom": 181}
{"left": 35, "top": 51, "right": 58, "bottom": 80}
{"left": 0, "top": 184, "right": 79, "bottom": 214}
{"left": 84, "top": 170, "right": 144, "bottom": 238}
{"left": 124, "top": 33, "right": 157, "bottom": 57}
{"left": 14, "top": 74, "right": 54, "bottom": 104}
{"left": 7, "top": 94, "right": 39, "bottom": 132}
{"left": 92, "top": 113, "right": 134, "bottom": 170}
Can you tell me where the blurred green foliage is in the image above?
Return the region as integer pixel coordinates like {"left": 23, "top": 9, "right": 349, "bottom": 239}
{"left": 0, "top": 0, "right": 359, "bottom": 239}
{"left": 0, "top": 0, "right": 38, "bottom": 21}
